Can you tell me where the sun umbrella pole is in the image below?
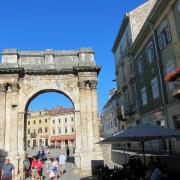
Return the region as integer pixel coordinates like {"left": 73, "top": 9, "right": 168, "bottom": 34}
{"left": 142, "top": 138, "right": 146, "bottom": 165}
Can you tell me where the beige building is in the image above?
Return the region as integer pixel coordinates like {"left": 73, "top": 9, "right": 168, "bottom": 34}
{"left": 48, "top": 107, "right": 75, "bottom": 148}
{"left": 26, "top": 110, "right": 50, "bottom": 148}
{"left": 100, "top": 88, "right": 119, "bottom": 138}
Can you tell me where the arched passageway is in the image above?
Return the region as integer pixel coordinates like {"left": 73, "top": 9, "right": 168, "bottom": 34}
{"left": 0, "top": 48, "right": 103, "bottom": 176}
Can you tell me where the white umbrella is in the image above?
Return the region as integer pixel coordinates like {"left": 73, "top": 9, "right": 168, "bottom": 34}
{"left": 98, "top": 124, "right": 180, "bottom": 164}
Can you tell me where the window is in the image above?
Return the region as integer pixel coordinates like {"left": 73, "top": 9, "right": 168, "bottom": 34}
{"left": 45, "top": 119, "right": 47, "bottom": 123}
{"left": 39, "top": 111, "right": 41, "bottom": 115}
{"left": 151, "top": 77, "right": 159, "bottom": 99}
{"left": 59, "top": 119, "right": 61, "bottom": 123}
{"left": 53, "top": 120, "right": 55, "bottom": 124}
{"left": 33, "top": 120, "right": 36, "bottom": 124}
{"left": 146, "top": 41, "right": 154, "bottom": 63}
{"left": 45, "top": 127, "right": 48, "bottom": 133}
{"left": 28, "top": 129, "right": 30, "bottom": 134}
{"left": 58, "top": 128, "right": 61, "bottom": 134}
{"left": 71, "top": 117, "right": 74, "bottom": 122}
{"left": 138, "top": 56, "right": 144, "bottom": 74}
{"left": 33, "top": 129, "right": 36, "bottom": 133}
{"left": 129, "top": 57, "right": 134, "bottom": 74}
{"left": 158, "top": 23, "right": 171, "bottom": 50}
{"left": 65, "top": 127, "right": 67, "bottom": 133}
{"left": 65, "top": 118, "right": 67, "bottom": 123}
{"left": 28, "top": 121, "right": 30, "bottom": 125}
{"left": 72, "top": 127, "right": 74, "bottom": 133}
{"left": 38, "top": 128, "right": 42, "bottom": 133}
{"left": 53, "top": 129, "right": 55, "bottom": 134}
{"left": 141, "top": 87, "right": 147, "bottom": 106}
{"left": 39, "top": 119, "right": 41, "bottom": 124}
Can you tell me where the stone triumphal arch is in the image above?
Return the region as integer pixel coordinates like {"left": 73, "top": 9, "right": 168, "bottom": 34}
{"left": 0, "top": 48, "right": 103, "bottom": 175}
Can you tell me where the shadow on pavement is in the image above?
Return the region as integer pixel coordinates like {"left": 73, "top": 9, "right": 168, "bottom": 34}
{"left": 80, "top": 176, "right": 97, "bottom": 180}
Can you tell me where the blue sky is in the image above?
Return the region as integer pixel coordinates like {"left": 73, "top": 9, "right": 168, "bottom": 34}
{"left": 0, "top": 0, "right": 146, "bottom": 112}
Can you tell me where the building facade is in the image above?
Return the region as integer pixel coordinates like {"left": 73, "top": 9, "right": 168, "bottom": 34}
{"left": 112, "top": 0, "right": 157, "bottom": 130}
{"left": 26, "top": 107, "right": 75, "bottom": 148}
{"left": 49, "top": 107, "right": 75, "bottom": 148}
{"left": 100, "top": 89, "right": 119, "bottom": 138}
{"left": 131, "top": 0, "right": 180, "bottom": 151}
{"left": 26, "top": 110, "right": 50, "bottom": 148}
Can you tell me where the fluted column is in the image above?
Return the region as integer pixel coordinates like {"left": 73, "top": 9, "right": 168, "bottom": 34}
{"left": 17, "top": 112, "right": 25, "bottom": 153}
{"left": 85, "top": 82, "right": 94, "bottom": 149}
{"left": 74, "top": 110, "right": 81, "bottom": 151}
{"left": 90, "top": 80, "right": 100, "bottom": 143}
{"left": 78, "top": 81, "right": 88, "bottom": 148}
{"left": 5, "top": 86, "right": 12, "bottom": 152}
{"left": 0, "top": 84, "right": 6, "bottom": 149}
{"left": 11, "top": 83, "right": 19, "bottom": 152}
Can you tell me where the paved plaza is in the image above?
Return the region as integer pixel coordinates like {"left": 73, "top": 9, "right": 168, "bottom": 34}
{"left": 25, "top": 148, "right": 96, "bottom": 180}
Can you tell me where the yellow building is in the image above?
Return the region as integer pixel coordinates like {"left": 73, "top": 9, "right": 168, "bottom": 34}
{"left": 26, "top": 110, "right": 50, "bottom": 148}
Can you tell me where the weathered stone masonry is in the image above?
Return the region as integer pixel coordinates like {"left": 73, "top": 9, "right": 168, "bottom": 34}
{"left": 0, "top": 48, "right": 103, "bottom": 177}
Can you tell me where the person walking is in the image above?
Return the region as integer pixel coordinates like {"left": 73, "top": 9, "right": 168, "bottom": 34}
{"left": 1, "top": 158, "right": 15, "bottom": 180}
{"left": 51, "top": 158, "right": 59, "bottom": 179}
{"left": 23, "top": 156, "right": 30, "bottom": 179}
{"left": 36, "top": 158, "right": 43, "bottom": 180}
{"left": 44, "top": 158, "right": 52, "bottom": 180}
{"left": 59, "top": 151, "right": 66, "bottom": 175}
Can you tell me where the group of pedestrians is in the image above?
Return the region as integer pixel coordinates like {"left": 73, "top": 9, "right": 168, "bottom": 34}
{"left": 23, "top": 150, "right": 67, "bottom": 180}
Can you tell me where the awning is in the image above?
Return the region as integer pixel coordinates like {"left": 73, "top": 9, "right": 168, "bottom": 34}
{"left": 164, "top": 68, "right": 180, "bottom": 81}
{"left": 50, "top": 134, "right": 75, "bottom": 142}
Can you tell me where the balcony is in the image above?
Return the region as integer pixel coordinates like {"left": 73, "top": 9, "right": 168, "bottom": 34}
{"left": 30, "top": 133, "right": 37, "bottom": 138}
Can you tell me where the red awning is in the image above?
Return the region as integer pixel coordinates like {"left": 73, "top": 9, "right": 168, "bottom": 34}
{"left": 164, "top": 68, "right": 180, "bottom": 81}
{"left": 50, "top": 134, "right": 75, "bottom": 142}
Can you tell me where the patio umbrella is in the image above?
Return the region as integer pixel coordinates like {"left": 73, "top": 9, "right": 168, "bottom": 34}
{"left": 98, "top": 124, "right": 180, "bottom": 164}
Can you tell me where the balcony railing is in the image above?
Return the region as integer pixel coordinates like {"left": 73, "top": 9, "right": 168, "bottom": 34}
{"left": 30, "top": 133, "right": 37, "bottom": 138}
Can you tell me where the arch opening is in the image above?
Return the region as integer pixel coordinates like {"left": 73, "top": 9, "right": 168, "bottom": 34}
{"left": 24, "top": 90, "right": 76, "bottom": 152}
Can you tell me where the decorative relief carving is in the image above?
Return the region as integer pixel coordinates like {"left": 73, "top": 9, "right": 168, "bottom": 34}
{"left": 66, "top": 80, "right": 77, "bottom": 91}
{"left": 11, "top": 83, "right": 20, "bottom": 92}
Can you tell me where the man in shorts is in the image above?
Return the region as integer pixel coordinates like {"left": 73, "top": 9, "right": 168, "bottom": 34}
{"left": 1, "top": 158, "right": 15, "bottom": 180}
{"left": 59, "top": 151, "right": 66, "bottom": 175}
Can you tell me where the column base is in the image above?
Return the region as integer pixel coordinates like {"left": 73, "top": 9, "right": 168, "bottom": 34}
{"left": 74, "top": 146, "right": 104, "bottom": 176}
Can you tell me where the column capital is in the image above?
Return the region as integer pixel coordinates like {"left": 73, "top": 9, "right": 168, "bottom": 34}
{"left": 78, "top": 81, "right": 86, "bottom": 90}
{"left": 90, "top": 80, "right": 97, "bottom": 89}
{"left": 0, "top": 84, "right": 6, "bottom": 92}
